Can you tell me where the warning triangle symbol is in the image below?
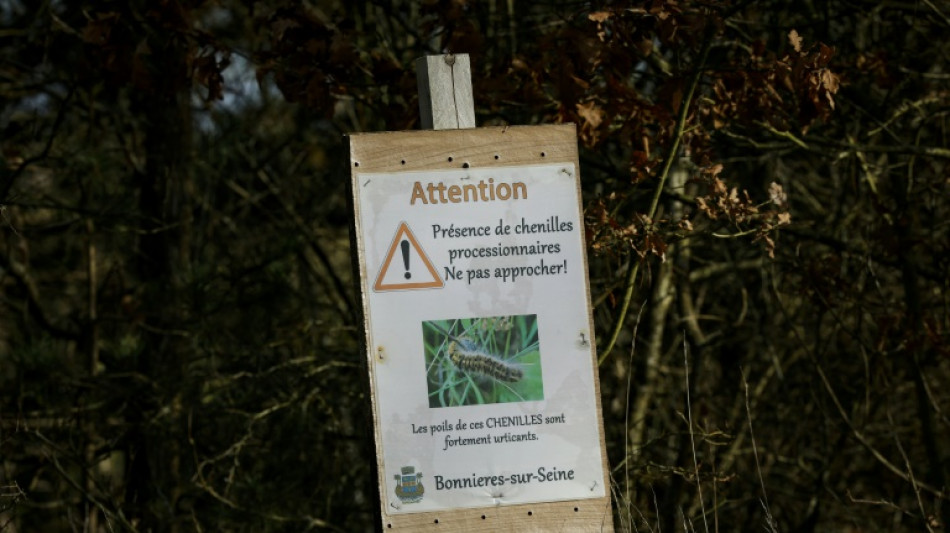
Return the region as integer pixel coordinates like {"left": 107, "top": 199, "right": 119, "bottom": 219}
{"left": 373, "top": 222, "right": 444, "bottom": 292}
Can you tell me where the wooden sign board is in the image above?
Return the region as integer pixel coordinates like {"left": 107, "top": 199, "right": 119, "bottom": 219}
{"left": 349, "top": 125, "right": 613, "bottom": 531}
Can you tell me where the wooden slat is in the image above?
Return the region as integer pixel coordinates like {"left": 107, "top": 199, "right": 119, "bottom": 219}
{"left": 379, "top": 497, "right": 614, "bottom": 532}
{"left": 350, "top": 125, "right": 576, "bottom": 173}
{"left": 415, "top": 54, "right": 477, "bottom": 130}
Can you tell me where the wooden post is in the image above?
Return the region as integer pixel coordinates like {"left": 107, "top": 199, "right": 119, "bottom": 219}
{"left": 415, "top": 54, "right": 476, "bottom": 130}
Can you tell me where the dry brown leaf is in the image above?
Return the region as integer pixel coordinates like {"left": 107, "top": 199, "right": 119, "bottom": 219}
{"left": 763, "top": 234, "right": 776, "bottom": 258}
{"left": 821, "top": 69, "right": 840, "bottom": 109}
{"left": 789, "top": 29, "right": 803, "bottom": 53}
{"left": 768, "top": 182, "right": 788, "bottom": 206}
{"left": 576, "top": 101, "right": 604, "bottom": 129}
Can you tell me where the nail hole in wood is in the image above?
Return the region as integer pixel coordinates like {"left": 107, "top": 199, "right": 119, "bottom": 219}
{"left": 386, "top": 524, "right": 392, "bottom": 529}
{"left": 354, "top": 161, "right": 360, "bottom": 167}
{"left": 401, "top": 160, "right": 406, "bottom": 165}
{"left": 481, "top": 515, "right": 486, "bottom": 520}
{"left": 574, "top": 507, "right": 579, "bottom": 512}
{"left": 540, "top": 151, "right": 546, "bottom": 157}
{"left": 494, "top": 154, "right": 500, "bottom": 160}
{"left": 528, "top": 511, "right": 533, "bottom": 516}
{"left": 462, "top": 162, "right": 470, "bottom": 168}
{"left": 447, "top": 156, "right": 454, "bottom": 162}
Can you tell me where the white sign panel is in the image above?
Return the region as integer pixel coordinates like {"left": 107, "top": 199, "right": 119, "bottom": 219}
{"left": 355, "top": 163, "right": 606, "bottom": 514}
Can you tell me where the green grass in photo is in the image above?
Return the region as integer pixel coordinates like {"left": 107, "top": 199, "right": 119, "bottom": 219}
{"left": 421, "top": 315, "right": 543, "bottom": 408}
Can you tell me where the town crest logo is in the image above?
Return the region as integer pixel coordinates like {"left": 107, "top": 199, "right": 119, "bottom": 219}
{"left": 394, "top": 466, "right": 424, "bottom": 504}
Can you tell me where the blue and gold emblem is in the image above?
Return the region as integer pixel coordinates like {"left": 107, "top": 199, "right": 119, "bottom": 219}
{"left": 394, "top": 466, "right": 424, "bottom": 504}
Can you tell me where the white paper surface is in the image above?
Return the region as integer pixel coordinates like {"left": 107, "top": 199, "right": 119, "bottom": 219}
{"left": 355, "top": 164, "right": 606, "bottom": 514}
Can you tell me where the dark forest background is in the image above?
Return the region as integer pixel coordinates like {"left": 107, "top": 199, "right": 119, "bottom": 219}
{"left": 1, "top": 0, "right": 948, "bottom": 531}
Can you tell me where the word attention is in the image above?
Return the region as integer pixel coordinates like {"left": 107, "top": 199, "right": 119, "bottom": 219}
{"left": 410, "top": 178, "right": 527, "bottom": 205}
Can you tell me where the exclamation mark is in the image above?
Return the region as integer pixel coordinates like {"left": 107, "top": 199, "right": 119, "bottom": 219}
{"left": 401, "top": 240, "right": 411, "bottom": 279}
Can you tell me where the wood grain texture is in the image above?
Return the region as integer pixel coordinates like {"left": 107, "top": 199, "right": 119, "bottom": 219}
{"left": 415, "top": 54, "right": 477, "bottom": 130}
{"left": 350, "top": 125, "right": 577, "bottom": 172}
{"left": 379, "top": 498, "right": 614, "bottom": 532}
{"left": 349, "top": 125, "right": 613, "bottom": 532}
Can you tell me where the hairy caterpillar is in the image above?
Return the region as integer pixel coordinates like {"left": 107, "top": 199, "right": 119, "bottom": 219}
{"left": 447, "top": 340, "right": 523, "bottom": 383}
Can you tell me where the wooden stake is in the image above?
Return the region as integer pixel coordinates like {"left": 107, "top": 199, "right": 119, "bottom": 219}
{"left": 415, "top": 54, "right": 476, "bottom": 130}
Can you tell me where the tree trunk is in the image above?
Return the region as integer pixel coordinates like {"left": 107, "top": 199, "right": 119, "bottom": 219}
{"left": 127, "top": 25, "right": 193, "bottom": 533}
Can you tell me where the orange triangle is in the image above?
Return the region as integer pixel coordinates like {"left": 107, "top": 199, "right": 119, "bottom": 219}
{"left": 373, "top": 222, "right": 444, "bottom": 291}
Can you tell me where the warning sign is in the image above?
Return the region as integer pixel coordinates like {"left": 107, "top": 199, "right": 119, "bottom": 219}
{"left": 374, "top": 222, "right": 443, "bottom": 291}
{"left": 349, "top": 125, "right": 611, "bottom": 529}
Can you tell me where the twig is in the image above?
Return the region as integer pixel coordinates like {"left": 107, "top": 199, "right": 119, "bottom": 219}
{"left": 710, "top": 228, "right": 758, "bottom": 239}
{"left": 623, "top": 302, "right": 648, "bottom": 510}
{"left": 684, "top": 336, "right": 709, "bottom": 533}
{"left": 0, "top": 86, "right": 75, "bottom": 202}
{"left": 783, "top": 227, "right": 943, "bottom": 283}
{"left": 0, "top": 248, "right": 80, "bottom": 340}
{"left": 769, "top": 270, "right": 950, "bottom": 501}
{"left": 237, "top": 148, "right": 356, "bottom": 322}
{"left": 757, "top": 121, "right": 808, "bottom": 149}
{"left": 600, "top": 258, "right": 641, "bottom": 365}
{"left": 628, "top": 260, "right": 675, "bottom": 475}
{"left": 922, "top": 0, "right": 950, "bottom": 28}
{"left": 35, "top": 434, "right": 138, "bottom": 532}
{"left": 600, "top": 30, "right": 714, "bottom": 363}
{"left": 846, "top": 490, "right": 915, "bottom": 516}
{"left": 743, "top": 370, "right": 776, "bottom": 533}
{"left": 887, "top": 408, "right": 936, "bottom": 532}
{"left": 868, "top": 94, "right": 944, "bottom": 137}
